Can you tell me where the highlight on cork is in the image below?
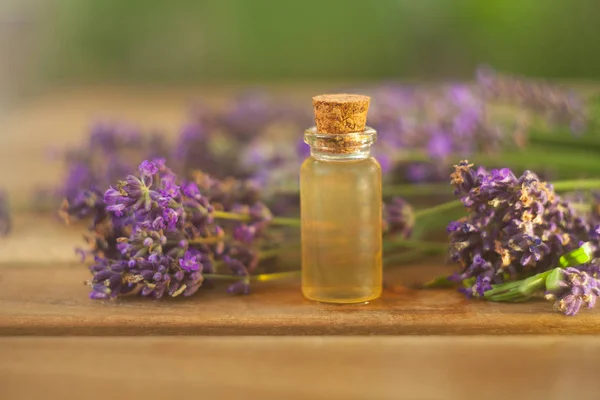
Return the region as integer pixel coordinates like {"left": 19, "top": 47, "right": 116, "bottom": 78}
{"left": 312, "top": 94, "right": 370, "bottom": 134}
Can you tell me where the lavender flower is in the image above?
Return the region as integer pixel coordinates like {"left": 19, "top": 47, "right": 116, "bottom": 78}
{"left": 447, "top": 160, "right": 593, "bottom": 295}
{"left": 476, "top": 65, "right": 587, "bottom": 133}
{"left": 55, "top": 121, "right": 169, "bottom": 206}
{"left": 545, "top": 267, "right": 600, "bottom": 316}
{"left": 383, "top": 197, "right": 415, "bottom": 239}
{"left": 59, "top": 189, "right": 106, "bottom": 226}
{"left": 88, "top": 254, "right": 204, "bottom": 299}
{"left": 63, "top": 159, "right": 279, "bottom": 299}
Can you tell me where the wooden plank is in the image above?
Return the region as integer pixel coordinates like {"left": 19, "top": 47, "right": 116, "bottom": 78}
{"left": 0, "top": 214, "right": 85, "bottom": 264}
{"left": 1, "top": 336, "right": 600, "bottom": 400}
{"left": 0, "top": 245, "right": 599, "bottom": 335}
{"left": 1, "top": 215, "right": 599, "bottom": 336}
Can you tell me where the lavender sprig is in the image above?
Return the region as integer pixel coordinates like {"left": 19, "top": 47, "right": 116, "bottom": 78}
{"left": 477, "top": 65, "right": 587, "bottom": 134}
{"left": 545, "top": 267, "right": 600, "bottom": 316}
{"left": 62, "top": 159, "right": 299, "bottom": 299}
{"left": 383, "top": 197, "right": 415, "bottom": 239}
{"left": 480, "top": 243, "right": 593, "bottom": 303}
{"left": 446, "top": 160, "right": 596, "bottom": 297}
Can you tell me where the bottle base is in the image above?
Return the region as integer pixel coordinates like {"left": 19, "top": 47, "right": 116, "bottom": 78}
{"left": 302, "top": 287, "right": 382, "bottom": 304}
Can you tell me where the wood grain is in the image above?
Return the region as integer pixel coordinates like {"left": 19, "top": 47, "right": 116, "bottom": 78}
{"left": 2, "top": 336, "right": 600, "bottom": 400}
{"left": 2, "top": 260, "right": 600, "bottom": 336}
{"left": 0, "top": 215, "right": 599, "bottom": 336}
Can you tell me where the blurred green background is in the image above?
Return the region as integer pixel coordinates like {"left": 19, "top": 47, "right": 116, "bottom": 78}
{"left": 2, "top": 0, "right": 600, "bottom": 88}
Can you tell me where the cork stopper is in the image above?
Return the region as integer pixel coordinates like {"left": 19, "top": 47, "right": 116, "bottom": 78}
{"left": 312, "top": 94, "right": 370, "bottom": 134}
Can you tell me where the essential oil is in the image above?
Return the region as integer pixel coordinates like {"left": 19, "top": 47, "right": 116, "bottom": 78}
{"left": 301, "top": 94, "right": 382, "bottom": 303}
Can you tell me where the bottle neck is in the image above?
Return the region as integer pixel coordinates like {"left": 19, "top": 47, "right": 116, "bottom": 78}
{"left": 310, "top": 146, "right": 371, "bottom": 161}
{"left": 304, "top": 127, "right": 377, "bottom": 162}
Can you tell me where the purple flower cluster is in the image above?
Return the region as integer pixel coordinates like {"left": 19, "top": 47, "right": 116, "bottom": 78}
{"left": 58, "top": 121, "right": 168, "bottom": 203}
{"left": 62, "top": 159, "right": 276, "bottom": 299}
{"left": 366, "top": 82, "right": 507, "bottom": 182}
{"left": 447, "top": 160, "right": 597, "bottom": 297}
{"left": 48, "top": 67, "right": 591, "bottom": 213}
{"left": 0, "top": 190, "right": 10, "bottom": 236}
{"left": 477, "top": 65, "right": 587, "bottom": 134}
{"left": 545, "top": 267, "right": 600, "bottom": 316}
{"left": 383, "top": 197, "right": 414, "bottom": 239}
{"left": 173, "top": 91, "right": 310, "bottom": 187}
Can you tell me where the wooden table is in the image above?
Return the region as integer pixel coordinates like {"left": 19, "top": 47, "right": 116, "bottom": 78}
{"left": 1, "top": 87, "right": 600, "bottom": 400}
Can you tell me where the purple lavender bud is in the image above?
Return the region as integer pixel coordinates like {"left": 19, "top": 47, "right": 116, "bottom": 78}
{"left": 474, "top": 276, "right": 493, "bottom": 297}
{"left": 174, "top": 270, "right": 185, "bottom": 281}
{"left": 233, "top": 224, "right": 257, "bottom": 244}
{"left": 427, "top": 131, "right": 453, "bottom": 159}
{"left": 139, "top": 160, "right": 158, "bottom": 177}
{"left": 160, "top": 174, "right": 179, "bottom": 198}
{"left": 374, "top": 152, "right": 394, "bottom": 174}
{"left": 140, "top": 270, "right": 155, "bottom": 280}
{"left": 179, "top": 251, "right": 200, "bottom": 272}
{"left": 545, "top": 268, "right": 600, "bottom": 316}
{"left": 452, "top": 110, "right": 480, "bottom": 137}
{"left": 383, "top": 197, "right": 415, "bottom": 239}
{"left": 449, "top": 161, "right": 485, "bottom": 196}
{"left": 249, "top": 202, "right": 273, "bottom": 222}
{"left": 106, "top": 204, "right": 126, "bottom": 217}
{"left": 296, "top": 138, "right": 311, "bottom": 158}
{"left": 89, "top": 291, "right": 110, "bottom": 300}
{"left": 227, "top": 280, "right": 251, "bottom": 295}
{"left": 184, "top": 282, "right": 203, "bottom": 296}
{"left": 223, "top": 255, "right": 248, "bottom": 276}
{"left": 406, "top": 163, "right": 430, "bottom": 183}
{"left": 448, "top": 84, "right": 478, "bottom": 107}
{"left": 152, "top": 216, "right": 165, "bottom": 230}
{"left": 181, "top": 182, "right": 201, "bottom": 199}
{"left": 163, "top": 208, "right": 179, "bottom": 231}
{"left": 104, "top": 187, "right": 124, "bottom": 205}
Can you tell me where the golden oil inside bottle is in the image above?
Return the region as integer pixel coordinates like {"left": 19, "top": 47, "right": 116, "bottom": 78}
{"left": 300, "top": 154, "right": 382, "bottom": 303}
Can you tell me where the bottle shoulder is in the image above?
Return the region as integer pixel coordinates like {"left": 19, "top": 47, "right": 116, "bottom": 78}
{"left": 301, "top": 156, "right": 381, "bottom": 175}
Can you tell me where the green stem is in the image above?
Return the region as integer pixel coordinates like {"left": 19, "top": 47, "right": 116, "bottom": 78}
{"left": 271, "top": 216, "right": 301, "bottom": 227}
{"left": 257, "top": 248, "right": 284, "bottom": 260}
{"left": 414, "top": 200, "right": 463, "bottom": 219}
{"left": 203, "top": 271, "right": 300, "bottom": 282}
{"left": 187, "top": 236, "right": 224, "bottom": 245}
{"left": 422, "top": 275, "right": 456, "bottom": 289}
{"left": 528, "top": 130, "right": 600, "bottom": 152}
{"left": 212, "top": 211, "right": 251, "bottom": 222}
{"left": 407, "top": 178, "right": 600, "bottom": 222}
{"left": 251, "top": 271, "right": 300, "bottom": 282}
{"left": 383, "top": 238, "right": 446, "bottom": 252}
{"left": 551, "top": 180, "right": 600, "bottom": 191}
{"left": 382, "top": 183, "right": 451, "bottom": 197}
{"left": 202, "top": 273, "right": 242, "bottom": 281}
{"left": 383, "top": 178, "right": 600, "bottom": 198}
{"left": 485, "top": 270, "right": 552, "bottom": 302}
{"left": 475, "top": 148, "right": 600, "bottom": 176}
{"left": 383, "top": 248, "right": 443, "bottom": 266}
{"left": 212, "top": 211, "right": 301, "bottom": 227}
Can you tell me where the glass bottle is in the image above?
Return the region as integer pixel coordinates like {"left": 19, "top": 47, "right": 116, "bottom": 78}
{"left": 300, "top": 96, "right": 382, "bottom": 304}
